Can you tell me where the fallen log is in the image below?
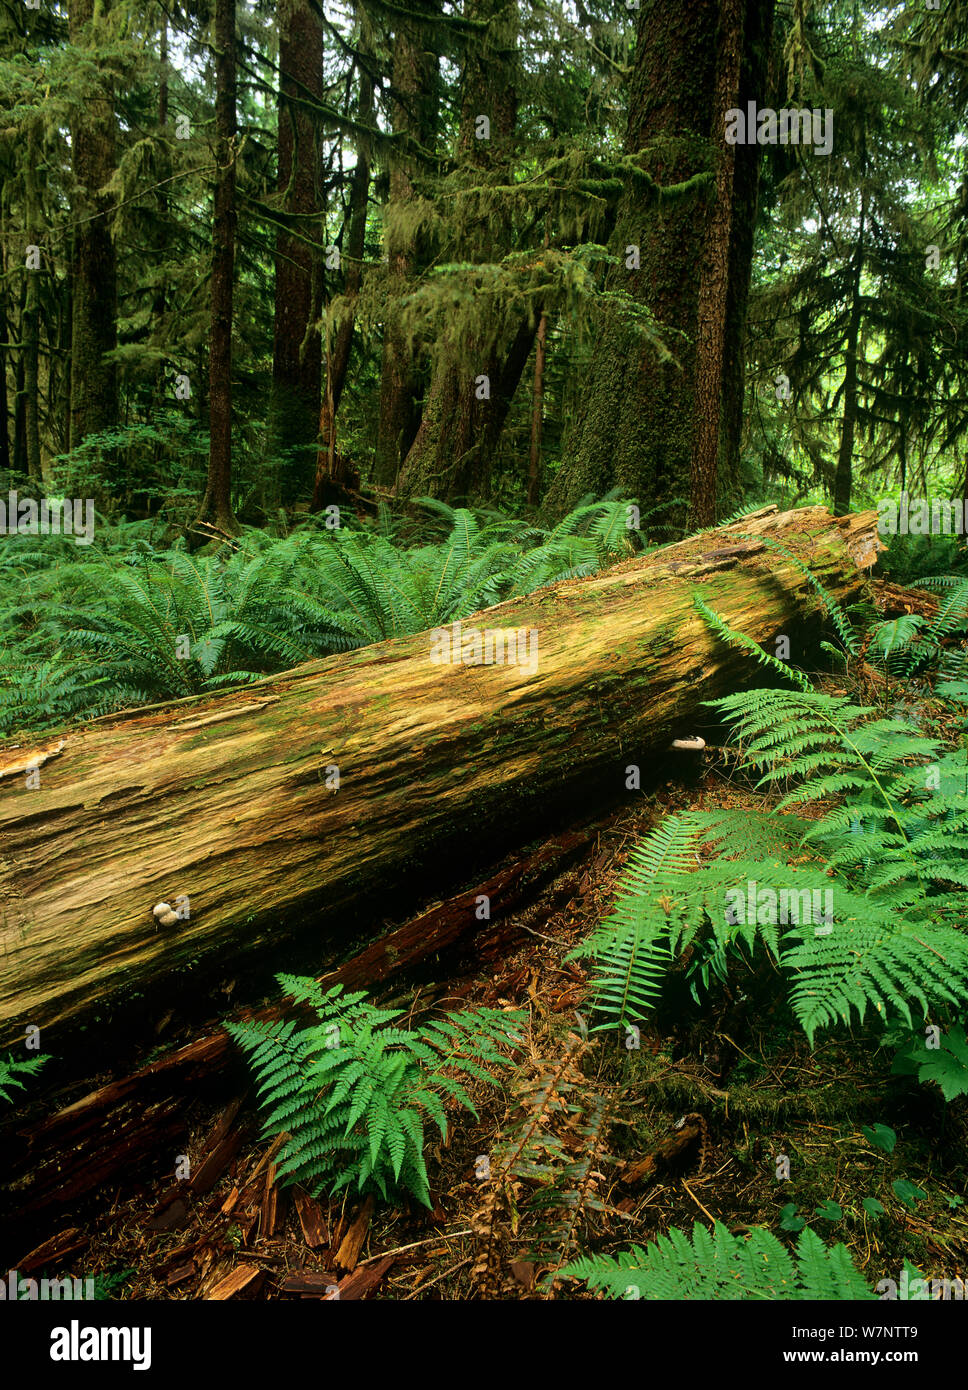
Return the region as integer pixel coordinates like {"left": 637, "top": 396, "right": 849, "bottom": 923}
{"left": 0, "top": 826, "right": 593, "bottom": 1236}
{"left": 0, "top": 505, "right": 881, "bottom": 1044}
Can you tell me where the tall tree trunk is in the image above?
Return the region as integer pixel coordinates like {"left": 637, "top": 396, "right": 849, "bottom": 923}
{"left": 834, "top": 195, "right": 866, "bottom": 517}
{"left": 395, "top": 0, "right": 525, "bottom": 501}
{"left": 720, "top": 0, "right": 774, "bottom": 506}
{"left": 528, "top": 309, "right": 548, "bottom": 507}
{"left": 0, "top": 288, "right": 9, "bottom": 478}
{"left": 546, "top": 0, "right": 773, "bottom": 521}
{"left": 197, "top": 0, "right": 239, "bottom": 536}
{"left": 23, "top": 124, "right": 42, "bottom": 482}
{"left": 374, "top": 4, "right": 439, "bottom": 487}
{"left": 268, "top": 0, "right": 325, "bottom": 491}
{"left": 12, "top": 278, "right": 26, "bottom": 476}
{"left": 311, "top": 67, "right": 373, "bottom": 511}
{"left": 68, "top": 0, "right": 118, "bottom": 454}
{"left": 688, "top": 0, "right": 744, "bottom": 527}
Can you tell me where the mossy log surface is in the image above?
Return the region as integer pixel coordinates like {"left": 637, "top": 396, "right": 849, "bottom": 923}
{"left": 0, "top": 506, "right": 881, "bottom": 1042}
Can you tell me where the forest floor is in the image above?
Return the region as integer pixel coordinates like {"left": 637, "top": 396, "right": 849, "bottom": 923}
{"left": 7, "top": 577, "right": 967, "bottom": 1302}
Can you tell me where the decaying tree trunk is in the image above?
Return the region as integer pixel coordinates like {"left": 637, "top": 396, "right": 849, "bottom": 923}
{"left": 0, "top": 506, "right": 881, "bottom": 1045}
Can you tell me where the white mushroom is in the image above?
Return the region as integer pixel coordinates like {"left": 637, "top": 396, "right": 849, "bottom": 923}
{"left": 669, "top": 736, "right": 706, "bottom": 751}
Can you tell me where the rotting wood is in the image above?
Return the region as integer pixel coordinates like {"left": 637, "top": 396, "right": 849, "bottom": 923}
{"left": 0, "top": 506, "right": 882, "bottom": 1044}
{"left": 0, "top": 825, "right": 593, "bottom": 1234}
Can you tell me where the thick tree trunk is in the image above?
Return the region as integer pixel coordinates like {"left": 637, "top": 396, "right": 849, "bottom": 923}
{"left": 394, "top": 0, "right": 522, "bottom": 502}
{"left": 68, "top": 0, "right": 118, "bottom": 453}
{"left": 688, "top": 0, "right": 744, "bottom": 527}
{"left": 0, "top": 505, "right": 881, "bottom": 1045}
{"left": 374, "top": 8, "right": 439, "bottom": 488}
{"left": 547, "top": 0, "right": 773, "bottom": 521}
{"left": 268, "top": 0, "right": 324, "bottom": 487}
{"left": 197, "top": 0, "right": 239, "bottom": 536}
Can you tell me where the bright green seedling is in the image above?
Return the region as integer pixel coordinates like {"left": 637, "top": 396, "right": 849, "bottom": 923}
{"left": 860, "top": 1123, "right": 897, "bottom": 1155}
{"left": 892, "top": 1179, "right": 928, "bottom": 1211}
{"left": 779, "top": 1203, "right": 806, "bottom": 1233}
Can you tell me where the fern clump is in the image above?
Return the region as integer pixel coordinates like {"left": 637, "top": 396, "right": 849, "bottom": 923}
{"left": 561, "top": 1221, "right": 878, "bottom": 1300}
{"left": 226, "top": 976, "right": 523, "bottom": 1207}
{"left": 0, "top": 1049, "right": 50, "bottom": 1104}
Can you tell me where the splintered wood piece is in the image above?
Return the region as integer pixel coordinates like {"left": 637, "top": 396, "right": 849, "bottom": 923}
{"left": 260, "top": 1163, "right": 279, "bottom": 1238}
{"left": 190, "top": 1129, "right": 243, "bottom": 1196}
{"left": 335, "top": 1254, "right": 395, "bottom": 1301}
{"left": 205, "top": 1265, "right": 265, "bottom": 1300}
{"left": 292, "top": 1186, "right": 329, "bottom": 1248}
{"left": 220, "top": 1185, "right": 240, "bottom": 1216}
{"left": 334, "top": 1194, "right": 375, "bottom": 1272}
{"left": 620, "top": 1116, "right": 704, "bottom": 1185}
{"left": 281, "top": 1269, "right": 341, "bottom": 1296}
{"left": 166, "top": 1261, "right": 196, "bottom": 1287}
{"left": 16, "top": 1227, "right": 89, "bottom": 1273}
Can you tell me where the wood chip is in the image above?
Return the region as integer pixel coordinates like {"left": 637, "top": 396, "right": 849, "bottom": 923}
{"left": 206, "top": 1265, "right": 265, "bottom": 1300}
{"left": 335, "top": 1194, "right": 375, "bottom": 1272}
{"left": 17, "top": 1227, "right": 89, "bottom": 1273}
{"left": 292, "top": 1186, "right": 328, "bottom": 1248}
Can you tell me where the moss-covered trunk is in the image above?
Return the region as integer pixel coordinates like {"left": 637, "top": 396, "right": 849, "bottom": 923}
{"left": 68, "top": 0, "right": 118, "bottom": 455}
{"left": 268, "top": 0, "right": 325, "bottom": 488}
{"left": 547, "top": 0, "right": 773, "bottom": 522}
{"left": 374, "top": 6, "right": 440, "bottom": 488}
{"left": 0, "top": 506, "right": 880, "bottom": 1045}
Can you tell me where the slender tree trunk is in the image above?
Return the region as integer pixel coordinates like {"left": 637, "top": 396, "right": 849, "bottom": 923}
{"left": 23, "top": 125, "right": 43, "bottom": 482}
{"left": 268, "top": 0, "right": 325, "bottom": 490}
{"left": 12, "top": 278, "right": 26, "bottom": 475}
{"left": 528, "top": 309, "right": 548, "bottom": 507}
{"left": 0, "top": 294, "right": 9, "bottom": 479}
{"left": 311, "top": 68, "right": 373, "bottom": 511}
{"left": 197, "top": 0, "right": 239, "bottom": 536}
{"left": 68, "top": 0, "right": 118, "bottom": 454}
{"left": 834, "top": 195, "right": 866, "bottom": 517}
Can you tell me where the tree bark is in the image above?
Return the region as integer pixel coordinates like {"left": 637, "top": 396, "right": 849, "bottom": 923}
{"left": 528, "top": 310, "right": 548, "bottom": 507}
{"left": 0, "top": 505, "right": 881, "bottom": 1044}
{"left": 197, "top": 0, "right": 239, "bottom": 536}
{"left": 374, "top": 6, "right": 439, "bottom": 487}
{"left": 268, "top": 0, "right": 325, "bottom": 488}
{"left": 311, "top": 68, "right": 373, "bottom": 511}
{"left": 834, "top": 194, "right": 866, "bottom": 517}
{"left": 68, "top": 0, "right": 118, "bottom": 454}
{"left": 546, "top": 0, "right": 774, "bottom": 521}
{"left": 688, "top": 0, "right": 744, "bottom": 528}
{"left": 394, "top": 0, "right": 523, "bottom": 502}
